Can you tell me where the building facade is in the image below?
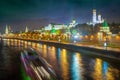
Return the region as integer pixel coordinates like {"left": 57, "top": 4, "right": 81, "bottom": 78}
{"left": 98, "top": 21, "right": 112, "bottom": 41}
{"left": 87, "top": 9, "right": 104, "bottom": 26}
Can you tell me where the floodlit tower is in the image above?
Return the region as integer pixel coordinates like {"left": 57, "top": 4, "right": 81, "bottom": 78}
{"left": 98, "top": 20, "right": 112, "bottom": 41}
{"left": 101, "top": 20, "right": 110, "bottom": 33}
{"left": 93, "top": 9, "right": 97, "bottom": 25}
{"left": 98, "top": 14, "right": 102, "bottom": 23}
{"left": 72, "top": 19, "right": 76, "bottom": 24}
{"left": 5, "top": 25, "right": 9, "bottom": 34}
{"left": 25, "top": 26, "right": 28, "bottom": 32}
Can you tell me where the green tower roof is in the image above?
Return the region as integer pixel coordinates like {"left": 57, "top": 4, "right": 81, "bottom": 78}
{"left": 102, "top": 20, "right": 108, "bottom": 27}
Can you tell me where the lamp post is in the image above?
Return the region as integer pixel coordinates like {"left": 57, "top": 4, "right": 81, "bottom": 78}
{"left": 104, "top": 33, "right": 108, "bottom": 50}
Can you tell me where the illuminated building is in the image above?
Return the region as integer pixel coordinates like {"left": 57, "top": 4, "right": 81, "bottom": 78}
{"left": 69, "top": 19, "right": 78, "bottom": 28}
{"left": 100, "top": 21, "right": 111, "bottom": 33}
{"left": 25, "top": 26, "right": 28, "bottom": 32}
{"left": 98, "top": 14, "right": 102, "bottom": 23}
{"left": 65, "top": 26, "right": 71, "bottom": 34}
{"left": 44, "top": 24, "right": 67, "bottom": 30}
{"left": 93, "top": 9, "right": 97, "bottom": 25}
{"left": 5, "top": 25, "right": 9, "bottom": 34}
{"left": 87, "top": 9, "right": 104, "bottom": 26}
{"left": 51, "top": 24, "right": 56, "bottom": 34}
{"left": 4, "top": 25, "right": 14, "bottom": 37}
{"left": 5, "top": 25, "right": 12, "bottom": 34}
{"left": 44, "top": 19, "right": 77, "bottom": 31}
{"left": 98, "top": 21, "right": 112, "bottom": 41}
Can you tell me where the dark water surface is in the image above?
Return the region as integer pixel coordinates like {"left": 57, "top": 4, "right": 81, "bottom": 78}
{"left": 34, "top": 44, "right": 120, "bottom": 80}
{"left": 0, "top": 43, "right": 22, "bottom": 80}
{"left": 0, "top": 39, "right": 120, "bottom": 80}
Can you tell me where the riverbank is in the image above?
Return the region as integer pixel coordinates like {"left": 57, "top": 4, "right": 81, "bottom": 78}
{"left": 37, "top": 40, "right": 120, "bottom": 61}
{"left": 2, "top": 38, "right": 120, "bottom": 60}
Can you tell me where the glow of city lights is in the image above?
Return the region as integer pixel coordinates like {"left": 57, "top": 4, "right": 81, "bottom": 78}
{"left": 71, "top": 53, "right": 82, "bottom": 80}
{"left": 93, "top": 58, "right": 102, "bottom": 79}
{"left": 61, "top": 49, "right": 69, "bottom": 80}
{"left": 102, "top": 61, "right": 108, "bottom": 75}
{"left": 57, "top": 48, "right": 61, "bottom": 61}
{"left": 74, "top": 35, "right": 78, "bottom": 39}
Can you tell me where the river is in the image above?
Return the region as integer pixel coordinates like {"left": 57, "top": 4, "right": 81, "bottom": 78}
{"left": 0, "top": 39, "right": 120, "bottom": 80}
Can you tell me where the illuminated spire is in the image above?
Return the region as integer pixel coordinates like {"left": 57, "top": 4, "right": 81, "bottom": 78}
{"left": 51, "top": 24, "right": 56, "bottom": 34}
{"left": 25, "top": 26, "right": 28, "bottom": 32}
{"left": 5, "top": 25, "right": 9, "bottom": 34}
{"left": 102, "top": 20, "right": 108, "bottom": 27}
{"left": 93, "top": 9, "right": 97, "bottom": 25}
{"left": 98, "top": 14, "right": 102, "bottom": 23}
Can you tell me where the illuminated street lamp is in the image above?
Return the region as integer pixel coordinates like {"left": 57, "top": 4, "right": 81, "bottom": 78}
{"left": 104, "top": 33, "right": 108, "bottom": 50}
{"left": 73, "top": 35, "right": 78, "bottom": 43}
{"left": 73, "top": 33, "right": 80, "bottom": 43}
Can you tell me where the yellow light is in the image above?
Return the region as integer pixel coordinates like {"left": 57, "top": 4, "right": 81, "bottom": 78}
{"left": 85, "top": 35, "right": 88, "bottom": 39}
{"left": 42, "top": 44, "right": 47, "bottom": 58}
{"left": 116, "top": 35, "right": 120, "bottom": 40}
{"left": 93, "top": 58, "right": 102, "bottom": 80}
{"left": 91, "top": 35, "right": 94, "bottom": 39}
{"left": 80, "top": 35, "right": 83, "bottom": 39}
{"left": 61, "top": 49, "right": 69, "bottom": 80}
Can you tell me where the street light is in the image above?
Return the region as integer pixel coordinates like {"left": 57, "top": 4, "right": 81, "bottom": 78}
{"left": 104, "top": 33, "right": 108, "bottom": 50}
{"left": 73, "top": 35, "right": 78, "bottom": 43}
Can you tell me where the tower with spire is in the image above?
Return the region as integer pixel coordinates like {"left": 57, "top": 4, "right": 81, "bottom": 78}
{"left": 98, "top": 14, "right": 102, "bottom": 23}
{"left": 91, "top": 9, "right": 104, "bottom": 26}
{"left": 5, "top": 25, "right": 9, "bottom": 34}
{"left": 98, "top": 20, "right": 112, "bottom": 41}
{"left": 93, "top": 9, "right": 97, "bottom": 26}
{"left": 25, "top": 26, "right": 28, "bottom": 33}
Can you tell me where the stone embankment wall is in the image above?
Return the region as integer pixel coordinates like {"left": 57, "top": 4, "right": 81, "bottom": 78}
{"left": 39, "top": 40, "right": 120, "bottom": 61}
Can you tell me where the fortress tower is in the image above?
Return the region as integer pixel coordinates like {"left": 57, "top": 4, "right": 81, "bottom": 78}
{"left": 25, "top": 26, "right": 28, "bottom": 33}
{"left": 5, "top": 25, "right": 9, "bottom": 34}
{"left": 98, "top": 14, "right": 102, "bottom": 23}
{"left": 92, "top": 9, "right": 97, "bottom": 26}
{"left": 92, "top": 9, "right": 104, "bottom": 26}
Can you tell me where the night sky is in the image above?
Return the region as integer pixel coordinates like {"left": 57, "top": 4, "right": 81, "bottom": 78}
{"left": 0, "top": 0, "right": 120, "bottom": 33}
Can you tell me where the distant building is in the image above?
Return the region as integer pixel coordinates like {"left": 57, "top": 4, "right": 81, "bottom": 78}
{"left": 98, "top": 21, "right": 112, "bottom": 41}
{"left": 87, "top": 9, "right": 104, "bottom": 26}
{"left": 44, "top": 24, "right": 67, "bottom": 30}
{"left": 100, "top": 21, "right": 111, "bottom": 33}
{"left": 92, "top": 9, "right": 97, "bottom": 25}
{"left": 25, "top": 26, "right": 28, "bottom": 33}
{"left": 5, "top": 25, "right": 12, "bottom": 34}
{"left": 4, "top": 25, "right": 14, "bottom": 37}
{"left": 69, "top": 19, "right": 78, "bottom": 28}
{"left": 5, "top": 25, "right": 9, "bottom": 34}
{"left": 44, "top": 19, "right": 77, "bottom": 31}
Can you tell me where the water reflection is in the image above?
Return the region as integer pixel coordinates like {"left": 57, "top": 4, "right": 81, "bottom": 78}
{"left": 3, "top": 39, "right": 120, "bottom": 80}
{"left": 49, "top": 46, "right": 57, "bottom": 66}
{"left": 71, "top": 53, "right": 83, "bottom": 80}
{"left": 42, "top": 44, "right": 47, "bottom": 58}
{"left": 57, "top": 48, "right": 61, "bottom": 61}
{"left": 93, "top": 58, "right": 103, "bottom": 80}
{"left": 60, "top": 49, "right": 69, "bottom": 80}
{"left": 93, "top": 58, "right": 116, "bottom": 80}
{"left": 102, "top": 61, "right": 108, "bottom": 80}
